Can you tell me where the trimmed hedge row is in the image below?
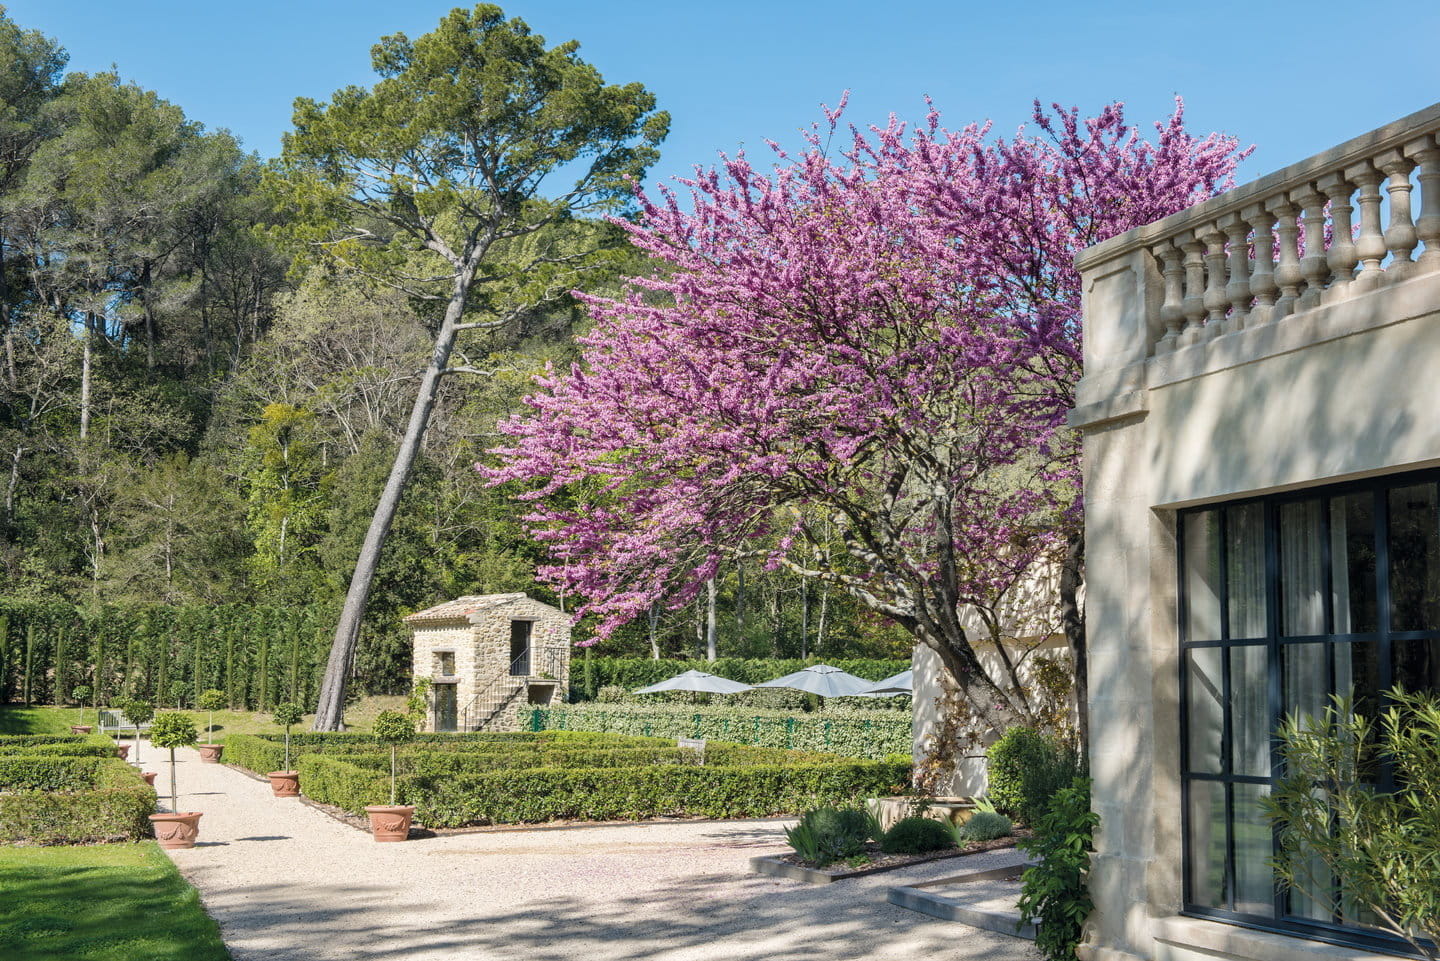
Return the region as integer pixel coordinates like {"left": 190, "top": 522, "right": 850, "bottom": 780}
{"left": 528, "top": 704, "right": 912, "bottom": 759}
{"left": 399, "top": 744, "right": 834, "bottom": 777}
{"left": 0, "top": 757, "right": 155, "bottom": 843}
{"left": 578, "top": 657, "right": 909, "bottom": 699}
{"left": 0, "top": 755, "right": 103, "bottom": 791}
{"left": 298, "top": 753, "right": 911, "bottom": 827}
{"left": 0, "top": 734, "right": 117, "bottom": 757}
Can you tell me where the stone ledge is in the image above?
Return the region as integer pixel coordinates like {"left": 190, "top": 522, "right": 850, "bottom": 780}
{"left": 1153, "top": 915, "right": 1409, "bottom": 961}
{"left": 1069, "top": 389, "right": 1149, "bottom": 430}
{"left": 886, "top": 862, "right": 1037, "bottom": 939}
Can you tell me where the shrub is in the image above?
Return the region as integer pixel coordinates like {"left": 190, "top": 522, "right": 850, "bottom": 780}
{"left": 881, "top": 815, "right": 956, "bottom": 854}
{"left": 786, "top": 805, "right": 882, "bottom": 865}
{"left": 0, "top": 755, "right": 103, "bottom": 792}
{"left": 579, "top": 657, "right": 909, "bottom": 696}
{"left": 0, "top": 758, "right": 156, "bottom": 843}
{"left": 1017, "top": 777, "right": 1097, "bottom": 961}
{"left": 149, "top": 712, "right": 199, "bottom": 811}
{"left": 1263, "top": 690, "right": 1440, "bottom": 958}
{"left": 957, "top": 810, "right": 1013, "bottom": 842}
{"left": 71, "top": 684, "right": 92, "bottom": 707}
{"left": 196, "top": 689, "right": 226, "bottom": 741}
{"left": 595, "top": 685, "right": 628, "bottom": 703}
{"left": 0, "top": 734, "right": 115, "bottom": 757}
{"left": 986, "top": 727, "right": 1082, "bottom": 825}
{"left": 271, "top": 703, "right": 305, "bottom": 771}
{"left": 531, "top": 704, "right": 910, "bottom": 759}
{"left": 372, "top": 709, "right": 416, "bottom": 805}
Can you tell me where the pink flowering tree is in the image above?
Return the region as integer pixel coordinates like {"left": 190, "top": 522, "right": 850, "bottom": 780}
{"left": 489, "top": 98, "right": 1248, "bottom": 728}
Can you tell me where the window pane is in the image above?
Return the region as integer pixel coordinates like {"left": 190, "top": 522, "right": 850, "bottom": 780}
{"left": 1185, "top": 511, "right": 1222, "bottom": 641}
{"left": 1187, "top": 779, "right": 1227, "bottom": 909}
{"left": 1280, "top": 500, "right": 1325, "bottom": 636}
{"left": 1285, "top": 825, "right": 1336, "bottom": 923}
{"left": 1282, "top": 642, "right": 1330, "bottom": 727}
{"left": 1231, "top": 645, "right": 1270, "bottom": 776}
{"left": 1330, "top": 494, "right": 1377, "bottom": 634}
{"left": 1228, "top": 503, "right": 1266, "bottom": 639}
{"left": 1388, "top": 484, "right": 1440, "bottom": 631}
{"left": 1393, "top": 638, "right": 1440, "bottom": 697}
{"left": 1187, "top": 647, "right": 1223, "bottom": 774}
{"left": 1232, "top": 783, "right": 1276, "bottom": 917}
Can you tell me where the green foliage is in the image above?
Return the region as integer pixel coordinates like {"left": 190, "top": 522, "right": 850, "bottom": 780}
{"left": 147, "top": 711, "right": 198, "bottom": 750}
{"left": 596, "top": 685, "right": 627, "bottom": 703}
{"left": 196, "top": 688, "right": 227, "bottom": 712}
{"left": 120, "top": 698, "right": 153, "bottom": 726}
{"left": 579, "top": 657, "right": 909, "bottom": 696}
{"left": 1263, "top": 690, "right": 1440, "bottom": 958}
{"left": 271, "top": 702, "right": 304, "bottom": 728}
{"left": 70, "top": 684, "right": 91, "bottom": 706}
{"left": 785, "top": 805, "right": 881, "bottom": 866}
{"left": 0, "top": 756, "right": 155, "bottom": 843}
{"left": 371, "top": 710, "right": 416, "bottom": 746}
{"left": 986, "top": 726, "right": 1083, "bottom": 825}
{"left": 1017, "top": 777, "right": 1097, "bottom": 961}
{"left": 0, "top": 842, "right": 230, "bottom": 961}
{"left": 881, "top": 815, "right": 956, "bottom": 855}
{"left": 532, "top": 704, "right": 910, "bottom": 759}
{"left": 957, "top": 810, "right": 1013, "bottom": 842}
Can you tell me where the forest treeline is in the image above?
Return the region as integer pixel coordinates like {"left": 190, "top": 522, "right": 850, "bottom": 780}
{"left": 0, "top": 11, "right": 908, "bottom": 696}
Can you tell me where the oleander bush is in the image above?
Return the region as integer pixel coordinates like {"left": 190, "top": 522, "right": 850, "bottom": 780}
{"left": 880, "top": 815, "right": 956, "bottom": 854}
{"left": 530, "top": 704, "right": 910, "bottom": 759}
{"left": 0, "top": 757, "right": 155, "bottom": 843}
{"left": 298, "top": 751, "right": 910, "bottom": 827}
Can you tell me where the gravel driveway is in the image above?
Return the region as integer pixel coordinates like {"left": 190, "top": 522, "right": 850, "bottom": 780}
{"left": 144, "top": 741, "right": 1040, "bottom": 961}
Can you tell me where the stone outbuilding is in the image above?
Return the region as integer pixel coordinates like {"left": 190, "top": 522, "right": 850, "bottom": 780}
{"left": 405, "top": 593, "right": 571, "bottom": 732}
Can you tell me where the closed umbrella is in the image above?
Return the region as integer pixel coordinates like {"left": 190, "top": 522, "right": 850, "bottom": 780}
{"left": 753, "top": 664, "right": 873, "bottom": 698}
{"left": 633, "top": 669, "right": 752, "bottom": 694}
{"left": 856, "top": 669, "right": 913, "bottom": 697}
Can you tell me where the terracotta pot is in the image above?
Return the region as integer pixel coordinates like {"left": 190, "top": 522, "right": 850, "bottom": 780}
{"left": 197, "top": 744, "right": 224, "bottom": 764}
{"left": 115, "top": 743, "right": 130, "bottom": 760}
{"left": 70, "top": 725, "right": 93, "bottom": 734}
{"left": 141, "top": 772, "right": 158, "bottom": 786}
{"left": 363, "top": 804, "right": 415, "bottom": 842}
{"left": 267, "top": 771, "right": 300, "bottom": 797}
{"left": 149, "top": 812, "right": 203, "bottom": 850}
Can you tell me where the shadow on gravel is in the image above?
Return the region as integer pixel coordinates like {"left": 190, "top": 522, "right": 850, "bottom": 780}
{"left": 203, "top": 870, "right": 1038, "bottom": 961}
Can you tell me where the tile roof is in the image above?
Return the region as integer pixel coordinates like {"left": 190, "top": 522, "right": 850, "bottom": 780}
{"left": 402, "top": 593, "right": 531, "bottom": 624}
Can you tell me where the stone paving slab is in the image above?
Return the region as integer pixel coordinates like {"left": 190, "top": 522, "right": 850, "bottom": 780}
{"left": 142, "top": 740, "right": 1041, "bottom": 961}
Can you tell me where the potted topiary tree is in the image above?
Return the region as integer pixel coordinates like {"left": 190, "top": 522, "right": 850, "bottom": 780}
{"left": 111, "top": 697, "right": 134, "bottom": 760}
{"left": 196, "top": 689, "right": 226, "bottom": 763}
{"left": 148, "top": 711, "right": 203, "bottom": 850}
{"left": 363, "top": 709, "right": 416, "bottom": 842}
{"left": 70, "top": 684, "right": 93, "bottom": 733}
{"left": 267, "top": 702, "right": 305, "bottom": 797}
{"left": 124, "top": 698, "right": 154, "bottom": 764}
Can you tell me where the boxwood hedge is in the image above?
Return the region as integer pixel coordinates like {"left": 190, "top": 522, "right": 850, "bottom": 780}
{"left": 528, "top": 704, "right": 911, "bottom": 759}
{"left": 0, "top": 734, "right": 117, "bottom": 758}
{"left": 0, "top": 757, "right": 155, "bottom": 843}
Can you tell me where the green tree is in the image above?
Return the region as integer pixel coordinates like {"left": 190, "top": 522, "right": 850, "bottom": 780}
{"left": 240, "top": 403, "right": 329, "bottom": 600}
{"left": 270, "top": 4, "right": 668, "bottom": 729}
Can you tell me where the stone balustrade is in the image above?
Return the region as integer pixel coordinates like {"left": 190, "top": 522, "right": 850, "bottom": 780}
{"left": 1075, "top": 101, "right": 1440, "bottom": 369}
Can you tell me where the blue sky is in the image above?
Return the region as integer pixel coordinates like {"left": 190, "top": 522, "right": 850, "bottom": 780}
{"left": 7, "top": 0, "right": 1440, "bottom": 191}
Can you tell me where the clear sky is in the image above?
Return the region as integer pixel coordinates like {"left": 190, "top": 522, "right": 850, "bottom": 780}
{"left": 6, "top": 0, "right": 1440, "bottom": 191}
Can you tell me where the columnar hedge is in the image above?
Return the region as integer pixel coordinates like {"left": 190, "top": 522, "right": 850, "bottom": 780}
{"left": 0, "top": 753, "right": 155, "bottom": 843}
{"left": 574, "top": 657, "right": 909, "bottom": 699}
{"left": 528, "top": 704, "right": 912, "bottom": 759}
{"left": 0, "top": 598, "right": 333, "bottom": 710}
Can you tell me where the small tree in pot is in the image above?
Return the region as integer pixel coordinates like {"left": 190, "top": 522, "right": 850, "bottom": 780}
{"left": 196, "top": 689, "right": 227, "bottom": 763}
{"left": 70, "top": 684, "right": 94, "bottom": 733}
{"left": 267, "top": 702, "right": 305, "bottom": 797}
{"left": 123, "top": 698, "right": 154, "bottom": 763}
{"left": 148, "top": 711, "right": 203, "bottom": 849}
{"left": 363, "top": 710, "right": 416, "bottom": 842}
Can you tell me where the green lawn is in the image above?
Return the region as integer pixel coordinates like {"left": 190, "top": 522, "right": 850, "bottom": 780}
{"left": 0, "top": 843, "right": 230, "bottom": 961}
{"left": 0, "top": 696, "right": 407, "bottom": 739}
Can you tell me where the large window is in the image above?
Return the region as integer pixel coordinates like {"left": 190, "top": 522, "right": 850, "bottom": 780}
{"left": 1179, "top": 470, "right": 1440, "bottom": 954}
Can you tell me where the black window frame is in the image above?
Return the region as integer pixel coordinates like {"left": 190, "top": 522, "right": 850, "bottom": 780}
{"left": 1177, "top": 467, "right": 1440, "bottom": 958}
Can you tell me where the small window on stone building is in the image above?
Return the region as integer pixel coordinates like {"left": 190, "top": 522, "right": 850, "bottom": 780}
{"left": 435, "top": 651, "right": 455, "bottom": 676}
{"left": 509, "top": 620, "right": 532, "bottom": 676}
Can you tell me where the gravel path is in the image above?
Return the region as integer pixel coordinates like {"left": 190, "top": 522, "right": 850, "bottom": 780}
{"left": 141, "top": 740, "right": 1040, "bottom": 961}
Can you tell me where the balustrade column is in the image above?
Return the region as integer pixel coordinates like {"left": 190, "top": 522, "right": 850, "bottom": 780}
{"left": 1297, "top": 186, "right": 1330, "bottom": 310}
{"left": 1348, "top": 162, "right": 1387, "bottom": 290}
{"left": 1221, "top": 214, "right": 1251, "bottom": 332}
{"left": 1180, "top": 233, "right": 1207, "bottom": 346}
{"left": 1317, "top": 172, "right": 1357, "bottom": 302}
{"left": 1202, "top": 226, "right": 1229, "bottom": 336}
{"left": 1244, "top": 202, "right": 1277, "bottom": 326}
{"left": 1406, "top": 134, "right": 1440, "bottom": 271}
{"left": 1270, "top": 197, "right": 1303, "bottom": 320}
{"left": 1378, "top": 149, "right": 1419, "bottom": 281}
{"left": 1155, "top": 241, "right": 1186, "bottom": 353}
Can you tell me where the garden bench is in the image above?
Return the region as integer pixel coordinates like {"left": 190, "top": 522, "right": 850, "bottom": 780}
{"left": 98, "top": 710, "right": 152, "bottom": 734}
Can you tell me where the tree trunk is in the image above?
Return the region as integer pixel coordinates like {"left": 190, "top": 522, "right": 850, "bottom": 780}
{"left": 312, "top": 265, "right": 475, "bottom": 731}
{"left": 800, "top": 577, "right": 809, "bottom": 658}
{"left": 1060, "top": 529, "right": 1088, "bottom": 757}
{"left": 647, "top": 605, "right": 659, "bottom": 660}
{"left": 735, "top": 561, "right": 744, "bottom": 637}
{"left": 817, "top": 583, "right": 829, "bottom": 652}
{"left": 79, "top": 317, "right": 92, "bottom": 441}
{"left": 705, "top": 577, "right": 717, "bottom": 662}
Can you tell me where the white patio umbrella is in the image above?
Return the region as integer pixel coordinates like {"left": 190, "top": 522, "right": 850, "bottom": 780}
{"left": 856, "top": 669, "right": 913, "bottom": 697}
{"left": 753, "top": 664, "right": 873, "bottom": 698}
{"left": 632, "top": 669, "right": 752, "bottom": 695}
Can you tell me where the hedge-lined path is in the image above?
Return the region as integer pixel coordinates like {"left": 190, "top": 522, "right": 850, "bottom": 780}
{"left": 140, "top": 739, "right": 1039, "bottom": 961}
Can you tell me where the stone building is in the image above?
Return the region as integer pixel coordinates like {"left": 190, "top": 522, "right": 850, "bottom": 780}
{"left": 405, "top": 593, "right": 571, "bottom": 732}
{"left": 1073, "top": 101, "right": 1440, "bottom": 960}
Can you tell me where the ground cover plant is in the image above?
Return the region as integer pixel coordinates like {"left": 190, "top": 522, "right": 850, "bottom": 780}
{"left": 879, "top": 815, "right": 955, "bottom": 855}
{"left": 0, "top": 842, "right": 230, "bottom": 961}
{"left": 530, "top": 703, "right": 910, "bottom": 759}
